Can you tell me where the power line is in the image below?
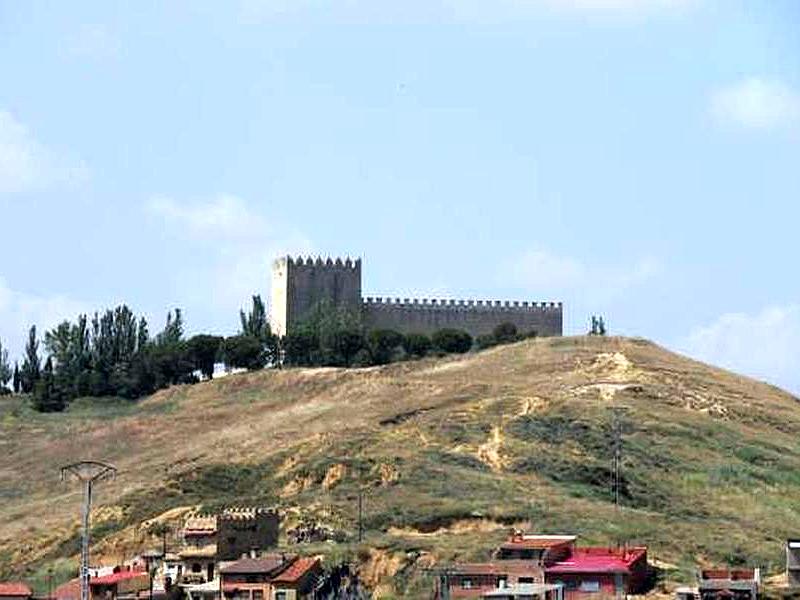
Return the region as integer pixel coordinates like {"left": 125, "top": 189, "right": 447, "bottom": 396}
{"left": 60, "top": 461, "right": 117, "bottom": 600}
{"left": 607, "top": 406, "right": 629, "bottom": 509}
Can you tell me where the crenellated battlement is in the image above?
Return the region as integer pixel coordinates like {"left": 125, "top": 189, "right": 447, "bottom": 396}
{"left": 271, "top": 255, "right": 563, "bottom": 338}
{"left": 363, "top": 297, "right": 562, "bottom": 311}
{"left": 274, "top": 255, "right": 362, "bottom": 271}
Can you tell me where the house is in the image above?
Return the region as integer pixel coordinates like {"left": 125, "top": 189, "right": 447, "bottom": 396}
{"left": 268, "top": 557, "right": 323, "bottom": 600}
{"left": 697, "top": 568, "right": 760, "bottom": 600}
{"left": 439, "top": 562, "right": 548, "bottom": 599}
{"left": 219, "top": 555, "right": 322, "bottom": 600}
{"left": 436, "top": 533, "right": 649, "bottom": 600}
{"left": 178, "top": 508, "right": 280, "bottom": 591}
{"left": 495, "top": 534, "right": 576, "bottom": 564}
{"left": 0, "top": 583, "right": 32, "bottom": 600}
{"left": 544, "top": 546, "right": 649, "bottom": 600}
{"left": 52, "top": 578, "right": 81, "bottom": 600}
{"left": 88, "top": 566, "right": 150, "bottom": 600}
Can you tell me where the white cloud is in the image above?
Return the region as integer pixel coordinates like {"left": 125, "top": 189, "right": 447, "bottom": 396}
{"left": 64, "top": 24, "right": 121, "bottom": 60}
{"left": 710, "top": 78, "right": 800, "bottom": 131}
{"left": 503, "top": 248, "right": 659, "bottom": 300}
{"left": 0, "top": 277, "right": 90, "bottom": 364}
{"left": 147, "top": 194, "right": 269, "bottom": 242}
{"left": 680, "top": 304, "right": 800, "bottom": 395}
{"left": 0, "top": 110, "right": 89, "bottom": 195}
{"left": 146, "top": 194, "right": 313, "bottom": 315}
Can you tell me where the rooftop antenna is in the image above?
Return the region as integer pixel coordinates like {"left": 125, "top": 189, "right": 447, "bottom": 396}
{"left": 60, "top": 461, "right": 117, "bottom": 600}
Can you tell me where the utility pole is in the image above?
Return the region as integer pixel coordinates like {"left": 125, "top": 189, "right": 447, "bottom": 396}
{"left": 60, "top": 461, "right": 117, "bottom": 600}
{"left": 607, "top": 406, "right": 629, "bottom": 509}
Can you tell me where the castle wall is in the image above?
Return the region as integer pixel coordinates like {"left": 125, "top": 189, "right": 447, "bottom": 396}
{"left": 271, "top": 256, "right": 362, "bottom": 336}
{"left": 362, "top": 297, "right": 563, "bottom": 338}
{"left": 271, "top": 256, "right": 563, "bottom": 339}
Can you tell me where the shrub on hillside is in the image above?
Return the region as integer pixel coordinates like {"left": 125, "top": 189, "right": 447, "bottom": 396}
{"left": 493, "top": 322, "right": 519, "bottom": 343}
{"left": 368, "top": 329, "right": 404, "bottom": 365}
{"left": 402, "top": 333, "right": 432, "bottom": 357}
{"left": 223, "top": 335, "right": 267, "bottom": 371}
{"left": 475, "top": 334, "right": 497, "bottom": 350}
{"left": 432, "top": 328, "right": 473, "bottom": 354}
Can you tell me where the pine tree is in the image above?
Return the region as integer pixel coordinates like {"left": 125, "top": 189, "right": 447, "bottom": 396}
{"left": 240, "top": 295, "right": 269, "bottom": 340}
{"left": 0, "top": 338, "right": 11, "bottom": 391}
{"left": 20, "top": 326, "right": 41, "bottom": 393}
{"left": 12, "top": 363, "right": 20, "bottom": 394}
{"left": 32, "top": 356, "right": 68, "bottom": 412}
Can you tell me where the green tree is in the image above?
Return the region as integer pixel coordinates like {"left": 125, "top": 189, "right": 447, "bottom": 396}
{"left": 402, "top": 333, "right": 432, "bottom": 358}
{"left": 474, "top": 334, "right": 495, "bottom": 350}
{"left": 187, "top": 335, "right": 223, "bottom": 380}
{"left": 367, "top": 329, "right": 403, "bottom": 365}
{"left": 240, "top": 295, "right": 269, "bottom": 339}
{"left": 282, "top": 330, "right": 318, "bottom": 366}
{"left": 492, "top": 322, "right": 519, "bottom": 343}
{"left": 0, "top": 338, "right": 11, "bottom": 391}
{"left": 20, "top": 325, "right": 41, "bottom": 393}
{"left": 32, "top": 357, "right": 68, "bottom": 412}
{"left": 12, "top": 362, "right": 20, "bottom": 394}
{"left": 432, "top": 328, "right": 473, "bottom": 354}
{"left": 223, "top": 335, "right": 267, "bottom": 370}
{"left": 156, "top": 309, "right": 184, "bottom": 346}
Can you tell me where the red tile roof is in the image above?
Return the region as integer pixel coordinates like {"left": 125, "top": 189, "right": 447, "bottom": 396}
{"left": 0, "top": 583, "right": 32, "bottom": 597}
{"left": 52, "top": 578, "right": 80, "bottom": 600}
{"left": 546, "top": 547, "right": 647, "bottom": 575}
{"left": 90, "top": 570, "right": 147, "bottom": 586}
{"left": 271, "top": 557, "right": 320, "bottom": 584}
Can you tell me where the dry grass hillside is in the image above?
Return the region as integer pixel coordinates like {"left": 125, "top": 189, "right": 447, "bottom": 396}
{"left": 1, "top": 336, "right": 799, "bottom": 596}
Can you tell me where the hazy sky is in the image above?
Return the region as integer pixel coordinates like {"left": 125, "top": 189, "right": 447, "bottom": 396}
{"left": 1, "top": 1, "right": 798, "bottom": 393}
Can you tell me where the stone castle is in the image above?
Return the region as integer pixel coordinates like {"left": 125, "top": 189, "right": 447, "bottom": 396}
{"left": 269, "top": 255, "right": 563, "bottom": 339}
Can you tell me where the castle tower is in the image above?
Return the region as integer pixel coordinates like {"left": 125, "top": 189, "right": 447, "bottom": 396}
{"left": 270, "top": 256, "right": 362, "bottom": 336}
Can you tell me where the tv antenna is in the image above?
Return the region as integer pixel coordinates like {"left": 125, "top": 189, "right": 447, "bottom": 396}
{"left": 60, "top": 461, "right": 117, "bottom": 600}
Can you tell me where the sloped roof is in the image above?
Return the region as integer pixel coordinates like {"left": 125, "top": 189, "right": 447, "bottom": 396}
{"left": 90, "top": 570, "right": 147, "bottom": 586}
{"left": 546, "top": 547, "right": 647, "bottom": 575}
{"left": 271, "top": 557, "right": 320, "bottom": 584}
{"left": 219, "top": 556, "right": 288, "bottom": 575}
{"left": 0, "top": 583, "right": 32, "bottom": 597}
{"left": 52, "top": 578, "right": 80, "bottom": 600}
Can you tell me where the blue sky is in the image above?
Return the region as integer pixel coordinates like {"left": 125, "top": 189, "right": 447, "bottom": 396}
{"left": 1, "top": 0, "right": 798, "bottom": 392}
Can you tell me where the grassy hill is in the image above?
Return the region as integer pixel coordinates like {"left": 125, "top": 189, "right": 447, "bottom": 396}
{"left": 1, "top": 335, "right": 799, "bottom": 597}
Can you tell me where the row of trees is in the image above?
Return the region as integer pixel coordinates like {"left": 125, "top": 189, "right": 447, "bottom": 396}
{"left": 278, "top": 300, "right": 476, "bottom": 368}
{"left": 0, "top": 297, "right": 281, "bottom": 411}
{"left": 0, "top": 294, "right": 534, "bottom": 411}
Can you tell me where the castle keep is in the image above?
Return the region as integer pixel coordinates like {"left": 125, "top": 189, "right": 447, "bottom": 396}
{"left": 270, "top": 256, "right": 563, "bottom": 338}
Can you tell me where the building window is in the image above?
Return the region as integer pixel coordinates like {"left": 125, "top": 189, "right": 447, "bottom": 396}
{"left": 580, "top": 581, "right": 601, "bottom": 592}
{"left": 498, "top": 578, "right": 508, "bottom": 589}
{"left": 253, "top": 591, "right": 263, "bottom": 600}
{"left": 275, "top": 591, "right": 287, "bottom": 600}
{"left": 192, "top": 563, "right": 202, "bottom": 573}
{"left": 462, "top": 579, "right": 472, "bottom": 589}
{"left": 520, "top": 577, "right": 536, "bottom": 584}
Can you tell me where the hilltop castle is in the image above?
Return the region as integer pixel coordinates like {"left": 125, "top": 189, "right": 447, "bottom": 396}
{"left": 270, "top": 256, "right": 563, "bottom": 339}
